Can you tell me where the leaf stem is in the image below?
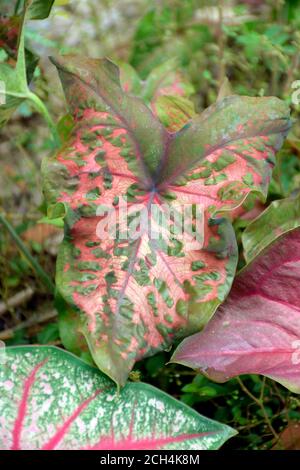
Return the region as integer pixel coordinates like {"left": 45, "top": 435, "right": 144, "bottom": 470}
{"left": 217, "top": 0, "right": 226, "bottom": 87}
{"left": 28, "top": 92, "right": 61, "bottom": 148}
{"left": 236, "top": 377, "right": 279, "bottom": 442}
{"left": 0, "top": 213, "right": 55, "bottom": 294}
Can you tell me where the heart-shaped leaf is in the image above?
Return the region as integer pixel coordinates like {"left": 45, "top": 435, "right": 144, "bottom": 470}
{"left": 0, "top": 346, "right": 236, "bottom": 450}
{"left": 42, "top": 55, "right": 290, "bottom": 385}
{"left": 171, "top": 228, "right": 300, "bottom": 393}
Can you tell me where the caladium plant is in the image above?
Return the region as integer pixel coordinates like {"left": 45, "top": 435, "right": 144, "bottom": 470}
{"left": 0, "top": 346, "right": 236, "bottom": 450}
{"left": 0, "top": 0, "right": 59, "bottom": 144}
{"left": 42, "top": 55, "right": 290, "bottom": 386}
{"left": 172, "top": 227, "right": 300, "bottom": 393}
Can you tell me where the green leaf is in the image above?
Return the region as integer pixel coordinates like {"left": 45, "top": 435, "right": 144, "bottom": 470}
{"left": 36, "top": 323, "right": 59, "bottom": 344}
{"left": 38, "top": 216, "right": 64, "bottom": 228}
{"left": 28, "top": 0, "right": 55, "bottom": 19}
{"left": 242, "top": 195, "right": 300, "bottom": 263}
{"left": 0, "top": 2, "right": 59, "bottom": 145}
{"left": 0, "top": 14, "right": 37, "bottom": 127}
{"left": 54, "top": 292, "right": 94, "bottom": 365}
{"left": 0, "top": 346, "right": 237, "bottom": 450}
{"left": 15, "top": 0, "right": 55, "bottom": 20}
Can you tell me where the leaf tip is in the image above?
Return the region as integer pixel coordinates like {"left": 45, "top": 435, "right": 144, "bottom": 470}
{"left": 217, "top": 76, "right": 234, "bottom": 102}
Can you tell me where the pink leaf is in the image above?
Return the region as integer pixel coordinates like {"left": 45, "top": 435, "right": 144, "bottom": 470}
{"left": 172, "top": 228, "right": 300, "bottom": 393}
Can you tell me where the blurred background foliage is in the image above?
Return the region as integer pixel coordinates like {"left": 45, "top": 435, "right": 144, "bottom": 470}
{"left": 1, "top": 0, "right": 300, "bottom": 450}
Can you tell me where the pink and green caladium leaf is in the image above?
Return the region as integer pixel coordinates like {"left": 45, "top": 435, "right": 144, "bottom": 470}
{"left": 42, "top": 55, "right": 290, "bottom": 386}
{"left": 141, "top": 59, "right": 194, "bottom": 103}
{"left": 118, "top": 59, "right": 196, "bottom": 131}
{"left": 119, "top": 58, "right": 194, "bottom": 102}
{"left": 0, "top": 346, "right": 236, "bottom": 450}
{"left": 171, "top": 228, "right": 300, "bottom": 393}
{"left": 152, "top": 95, "right": 197, "bottom": 132}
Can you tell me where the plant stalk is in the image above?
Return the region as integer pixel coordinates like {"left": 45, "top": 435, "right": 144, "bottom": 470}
{"left": 28, "top": 92, "right": 61, "bottom": 148}
{"left": 0, "top": 213, "right": 55, "bottom": 294}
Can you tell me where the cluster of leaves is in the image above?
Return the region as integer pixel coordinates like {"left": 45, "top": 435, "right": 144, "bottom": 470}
{"left": 0, "top": 0, "right": 58, "bottom": 141}
{"left": 130, "top": 0, "right": 300, "bottom": 103}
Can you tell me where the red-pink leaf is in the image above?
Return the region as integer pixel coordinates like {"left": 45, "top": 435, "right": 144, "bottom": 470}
{"left": 172, "top": 228, "right": 300, "bottom": 393}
